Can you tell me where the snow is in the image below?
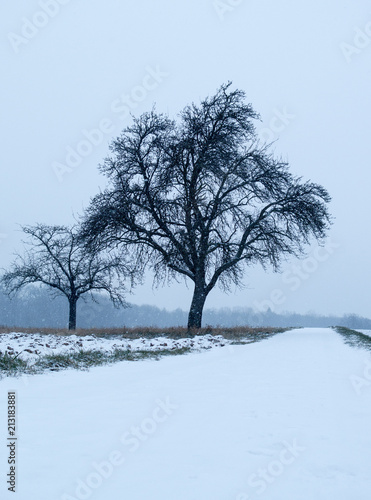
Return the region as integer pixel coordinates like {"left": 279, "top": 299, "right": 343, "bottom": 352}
{"left": 0, "top": 332, "right": 230, "bottom": 364}
{"left": 1, "top": 328, "right": 371, "bottom": 499}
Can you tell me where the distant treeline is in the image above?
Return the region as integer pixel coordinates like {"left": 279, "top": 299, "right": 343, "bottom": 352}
{"left": 0, "top": 286, "right": 370, "bottom": 330}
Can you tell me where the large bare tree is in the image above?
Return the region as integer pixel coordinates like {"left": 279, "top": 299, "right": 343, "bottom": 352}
{"left": 82, "top": 83, "right": 331, "bottom": 329}
{"left": 1, "top": 224, "right": 130, "bottom": 329}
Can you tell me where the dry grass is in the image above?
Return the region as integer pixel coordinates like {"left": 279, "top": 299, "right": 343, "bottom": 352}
{"left": 0, "top": 325, "right": 289, "bottom": 340}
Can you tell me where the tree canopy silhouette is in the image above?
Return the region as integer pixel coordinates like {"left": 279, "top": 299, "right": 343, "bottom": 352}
{"left": 82, "top": 83, "right": 331, "bottom": 328}
{"left": 1, "top": 224, "right": 130, "bottom": 329}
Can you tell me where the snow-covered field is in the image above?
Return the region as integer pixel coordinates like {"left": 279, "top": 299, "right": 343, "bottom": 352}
{"left": 0, "top": 332, "right": 230, "bottom": 364}
{"left": 1, "top": 328, "right": 371, "bottom": 500}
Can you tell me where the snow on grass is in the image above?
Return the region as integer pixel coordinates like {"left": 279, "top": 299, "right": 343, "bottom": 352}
{"left": 0, "top": 332, "right": 233, "bottom": 377}
{"left": 356, "top": 329, "right": 371, "bottom": 338}
{"left": 334, "top": 326, "right": 371, "bottom": 351}
{"left": 0, "top": 327, "right": 371, "bottom": 499}
{"left": 0, "top": 329, "right": 284, "bottom": 377}
{"left": 0, "top": 332, "right": 230, "bottom": 362}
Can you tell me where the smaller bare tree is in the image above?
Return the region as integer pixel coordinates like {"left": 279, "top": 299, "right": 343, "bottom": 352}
{"left": 1, "top": 224, "right": 131, "bottom": 330}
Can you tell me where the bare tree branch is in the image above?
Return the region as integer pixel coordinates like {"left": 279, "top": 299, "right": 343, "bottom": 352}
{"left": 1, "top": 224, "right": 132, "bottom": 329}
{"left": 81, "top": 82, "right": 332, "bottom": 328}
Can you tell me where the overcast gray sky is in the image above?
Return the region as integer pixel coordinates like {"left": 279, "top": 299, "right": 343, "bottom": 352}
{"left": 1, "top": 0, "right": 370, "bottom": 317}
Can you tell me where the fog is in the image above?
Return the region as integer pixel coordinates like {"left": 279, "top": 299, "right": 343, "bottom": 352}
{"left": 1, "top": 0, "right": 371, "bottom": 319}
{"left": 1, "top": 286, "right": 370, "bottom": 330}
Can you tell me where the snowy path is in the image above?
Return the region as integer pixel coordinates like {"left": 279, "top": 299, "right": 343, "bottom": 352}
{"left": 1, "top": 328, "right": 371, "bottom": 500}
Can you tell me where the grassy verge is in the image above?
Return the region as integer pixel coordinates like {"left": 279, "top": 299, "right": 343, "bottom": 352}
{"left": 0, "top": 351, "right": 30, "bottom": 375}
{"left": 0, "top": 326, "right": 291, "bottom": 379}
{"left": 0, "top": 347, "right": 192, "bottom": 379}
{"left": 333, "top": 326, "right": 371, "bottom": 351}
{"left": 35, "top": 347, "right": 192, "bottom": 371}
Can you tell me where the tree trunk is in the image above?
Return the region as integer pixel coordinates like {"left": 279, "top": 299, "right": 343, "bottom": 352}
{"left": 187, "top": 283, "right": 208, "bottom": 330}
{"left": 68, "top": 297, "right": 77, "bottom": 330}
